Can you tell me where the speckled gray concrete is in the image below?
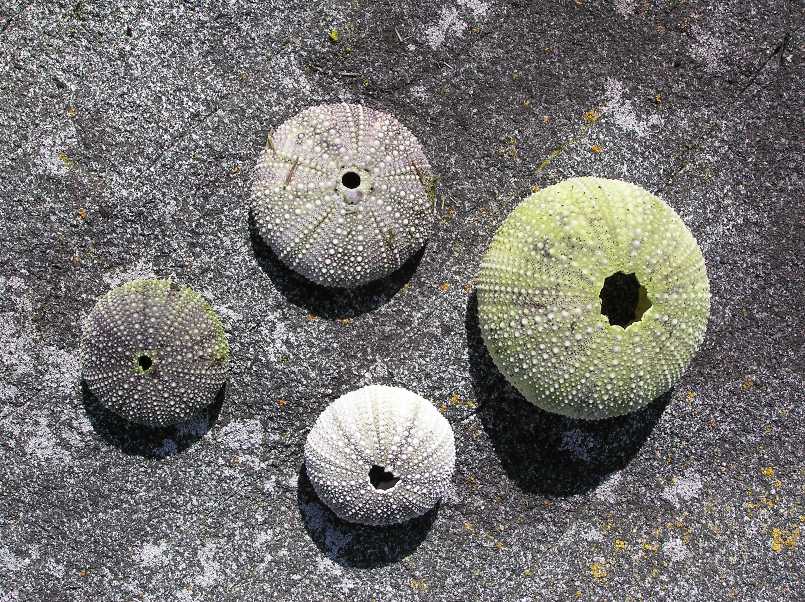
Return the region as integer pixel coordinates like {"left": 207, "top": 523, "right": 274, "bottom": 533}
{"left": 0, "top": 1, "right": 802, "bottom": 601}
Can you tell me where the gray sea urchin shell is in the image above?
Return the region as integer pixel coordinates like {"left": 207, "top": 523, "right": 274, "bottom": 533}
{"left": 251, "top": 103, "right": 435, "bottom": 287}
{"left": 80, "top": 279, "right": 230, "bottom": 427}
{"left": 477, "top": 177, "right": 710, "bottom": 420}
{"left": 304, "top": 385, "right": 455, "bottom": 526}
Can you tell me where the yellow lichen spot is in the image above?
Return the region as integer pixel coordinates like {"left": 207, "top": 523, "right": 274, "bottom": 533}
{"left": 336, "top": 318, "right": 352, "bottom": 325}
{"left": 591, "top": 144, "right": 604, "bottom": 154}
{"left": 614, "top": 539, "right": 627, "bottom": 550}
{"left": 531, "top": 184, "right": 541, "bottom": 193}
{"left": 463, "top": 281, "right": 474, "bottom": 293}
{"left": 328, "top": 29, "right": 339, "bottom": 43}
{"left": 741, "top": 377, "right": 753, "bottom": 390}
{"left": 523, "top": 568, "right": 533, "bottom": 577}
{"left": 67, "top": 105, "right": 78, "bottom": 118}
{"left": 654, "top": 94, "right": 662, "bottom": 104}
{"left": 439, "top": 282, "right": 450, "bottom": 292}
{"left": 522, "top": 99, "right": 531, "bottom": 108}
{"left": 583, "top": 109, "right": 600, "bottom": 123}
{"left": 463, "top": 521, "right": 475, "bottom": 532}
{"left": 642, "top": 542, "right": 659, "bottom": 552}
{"left": 495, "top": 540, "right": 506, "bottom": 550}
{"left": 409, "top": 579, "right": 428, "bottom": 592}
{"left": 687, "top": 390, "right": 696, "bottom": 401}
{"left": 770, "top": 527, "right": 799, "bottom": 552}
{"left": 438, "top": 403, "right": 448, "bottom": 414}
{"left": 760, "top": 467, "right": 775, "bottom": 478}
{"left": 58, "top": 151, "right": 76, "bottom": 169}
{"left": 590, "top": 562, "right": 607, "bottom": 580}
{"left": 78, "top": 207, "right": 87, "bottom": 220}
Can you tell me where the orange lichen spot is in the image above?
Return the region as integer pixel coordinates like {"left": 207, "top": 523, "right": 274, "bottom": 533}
{"left": 583, "top": 110, "right": 601, "bottom": 123}
{"left": 79, "top": 569, "right": 88, "bottom": 577}
{"left": 741, "top": 377, "right": 754, "bottom": 390}
{"left": 613, "top": 539, "right": 627, "bottom": 550}
{"left": 463, "top": 281, "right": 474, "bottom": 293}
{"left": 654, "top": 94, "right": 662, "bottom": 104}
{"left": 231, "top": 164, "right": 241, "bottom": 174}
{"left": 543, "top": 499, "right": 553, "bottom": 508}
{"left": 760, "top": 467, "right": 775, "bottom": 478}
{"left": 531, "top": 184, "right": 541, "bottom": 193}
{"left": 543, "top": 115, "right": 551, "bottom": 124}
{"left": 591, "top": 144, "right": 604, "bottom": 154}
{"left": 277, "top": 399, "right": 288, "bottom": 407}
{"left": 770, "top": 527, "right": 799, "bottom": 552}
{"left": 438, "top": 403, "right": 447, "bottom": 414}
{"left": 78, "top": 208, "right": 87, "bottom": 220}
{"left": 589, "top": 562, "right": 607, "bottom": 580}
{"left": 306, "top": 313, "right": 318, "bottom": 321}
{"left": 439, "top": 282, "right": 450, "bottom": 292}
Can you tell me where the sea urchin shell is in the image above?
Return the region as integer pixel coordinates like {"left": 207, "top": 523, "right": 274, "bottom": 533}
{"left": 304, "top": 385, "right": 455, "bottom": 526}
{"left": 477, "top": 177, "right": 710, "bottom": 420}
{"left": 251, "top": 103, "right": 435, "bottom": 288}
{"left": 80, "top": 279, "right": 230, "bottom": 427}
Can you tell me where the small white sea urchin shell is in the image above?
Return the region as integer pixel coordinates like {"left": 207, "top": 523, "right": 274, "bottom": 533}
{"left": 251, "top": 103, "right": 435, "bottom": 288}
{"left": 304, "top": 385, "right": 455, "bottom": 526}
{"left": 477, "top": 177, "right": 710, "bottom": 420}
{"left": 80, "top": 279, "right": 230, "bottom": 427}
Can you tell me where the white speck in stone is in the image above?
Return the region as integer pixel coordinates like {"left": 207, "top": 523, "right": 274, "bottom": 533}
{"left": 41, "top": 345, "right": 79, "bottom": 394}
{"left": 194, "top": 543, "right": 222, "bottom": 588}
{"left": 216, "top": 419, "right": 263, "bottom": 451}
{"left": 594, "top": 471, "right": 624, "bottom": 503}
{"left": 603, "top": 78, "right": 662, "bottom": 137}
{"left": 102, "top": 257, "right": 156, "bottom": 288}
{"left": 458, "top": 0, "right": 490, "bottom": 18}
{"left": 138, "top": 541, "right": 169, "bottom": 568}
{"left": 0, "top": 547, "right": 29, "bottom": 572}
{"left": 580, "top": 526, "right": 604, "bottom": 542}
{"left": 661, "top": 472, "right": 703, "bottom": 508}
{"left": 425, "top": 7, "right": 467, "bottom": 49}
{"left": 662, "top": 537, "right": 689, "bottom": 562}
{"left": 614, "top": 0, "right": 637, "bottom": 17}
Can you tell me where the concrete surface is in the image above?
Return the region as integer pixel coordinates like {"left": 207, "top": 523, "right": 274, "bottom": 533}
{"left": 0, "top": 0, "right": 802, "bottom": 600}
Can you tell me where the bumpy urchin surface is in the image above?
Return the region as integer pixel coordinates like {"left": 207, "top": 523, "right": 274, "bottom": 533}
{"left": 304, "top": 385, "right": 455, "bottom": 526}
{"left": 251, "top": 103, "right": 435, "bottom": 288}
{"left": 477, "top": 177, "right": 710, "bottom": 420}
{"left": 80, "top": 279, "right": 230, "bottom": 427}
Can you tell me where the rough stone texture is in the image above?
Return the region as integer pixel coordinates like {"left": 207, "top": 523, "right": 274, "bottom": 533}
{"left": 0, "top": 1, "right": 802, "bottom": 601}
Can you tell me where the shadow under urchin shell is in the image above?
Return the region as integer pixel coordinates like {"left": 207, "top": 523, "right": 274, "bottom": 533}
{"left": 297, "top": 464, "right": 437, "bottom": 569}
{"left": 466, "top": 292, "right": 669, "bottom": 497}
{"left": 249, "top": 210, "right": 425, "bottom": 319}
{"left": 81, "top": 380, "right": 224, "bottom": 458}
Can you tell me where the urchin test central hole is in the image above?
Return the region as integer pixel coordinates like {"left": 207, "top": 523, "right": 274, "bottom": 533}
{"left": 599, "top": 271, "right": 652, "bottom": 328}
{"left": 137, "top": 354, "right": 153, "bottom": 371}
{"left": 368, "top": 464, "right": 400, "bottom": 490}
{"left": 341, "top": 171, "right": 361, "bottom": 189}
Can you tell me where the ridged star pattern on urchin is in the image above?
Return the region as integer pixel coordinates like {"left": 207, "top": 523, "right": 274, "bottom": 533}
{"left": 80, "top": 279, "right": 230, "bottom": 427}
{"left": 477, "top": 177, "right": 710, "bottom": 420}
{"left": 251, "top": 103, "right": 435, "bottom": 288}
{"left": 304, "top": 385, "right": 455, "bottom": 526}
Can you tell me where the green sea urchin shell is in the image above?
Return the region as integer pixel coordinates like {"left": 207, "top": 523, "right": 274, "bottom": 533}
{"left": 80, "top": 279, "right": 230, "bottom": 427}
{"left": 477, "top": 177, "right": 710, "bottom": 420}
{"left": 251, "top": 103, "right": 434, "bottom": 288}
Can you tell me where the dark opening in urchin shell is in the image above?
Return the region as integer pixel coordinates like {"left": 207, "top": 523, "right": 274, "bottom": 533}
{"left": 251, "top": 103, "right": 436, "bottom": 288}
{"left": 80, "top": 279, "right": 230, "bottom": 428}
